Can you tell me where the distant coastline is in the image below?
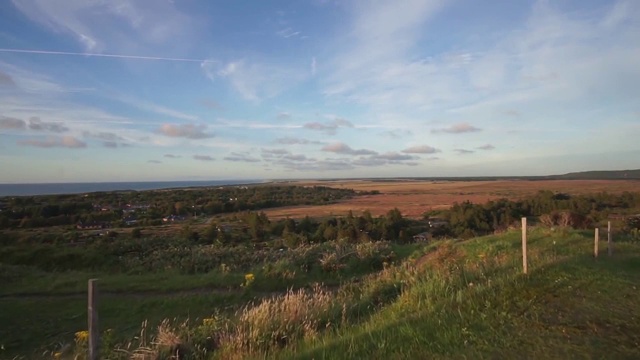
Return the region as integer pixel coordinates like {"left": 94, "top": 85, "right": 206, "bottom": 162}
{"left": 0, "top": 180, "right": 265, "bottom": 197}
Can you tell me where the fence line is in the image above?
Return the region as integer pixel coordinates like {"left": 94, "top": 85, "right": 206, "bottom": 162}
{"left": 88, "top": 279, "right": 99, "bottom": 360}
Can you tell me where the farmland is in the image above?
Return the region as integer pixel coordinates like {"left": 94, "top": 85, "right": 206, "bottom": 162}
{"left": 263, "top": 179, "right": 640, "bottom": 219}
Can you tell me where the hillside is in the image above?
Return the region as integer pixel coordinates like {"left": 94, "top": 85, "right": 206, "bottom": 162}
{"left": 280, "top": 229, "right": 640, "bottom": 359}
{"left": 548, "top": 169, "right": 640, "bottom": 180}
{"left": 2, "top": 222, "right": 639, "bottom": 358}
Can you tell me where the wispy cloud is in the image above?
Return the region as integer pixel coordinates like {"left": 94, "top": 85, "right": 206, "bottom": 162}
{"left": 19, "top": 136, "right": 87, "bottom": 148}
{"left": 311, "top": 57, "right": 317, "bottom": 76}
{"left": 224, "top": 152, "right": 261, "bottom": 163}
{"left": 193, "top": 154, "right": 215, "bottom": 161}
{"left": 148, "top": 160, "right": 162, "bottom": 164}
{"left": 277, "top": 112, "right": 291, "bottom": 120}
{"left": 159, "top": 123, "right": 214, "bottom": 139}
{"left": 28, "top": 117, "right": 68, "bottom": 132}
{"left": 322, "top": 142, "right": 377, "bottom": 156}
{"left": 277, "top": 27, "right": 301, "bottom": 39}
{"left": 115, "top": 96, "right": 198, "bottom": 121}
{"left": 402, "top": 145, "right": 440, "bottom": 154}
{"left": 274, "top": 137, "right": 323, "bottom": 145}
{"left": 0, "top": 48, "right": 206, "bottom": 63}
{"left": 432, "top": 123, "right": 482, "bottom": 134}
{"left": 454, "top": 148, "right": 474, "bottom": 155}
{"left": 164, "top": 154, "right": 181, "bottom": 158}
{"left": 303, "top": 118, "right": 353, "bottom": 135}
{"left": 201, "top": 59, "right": 306, "bottom": 101}
{"left": 11, "top": 0, "right": 197, "bottom": 53}
{"left": 477, "top": 144, "right": 495, "bottom": 150}
{"left": 0, "top": 116, "right": 26, "bottom": 130}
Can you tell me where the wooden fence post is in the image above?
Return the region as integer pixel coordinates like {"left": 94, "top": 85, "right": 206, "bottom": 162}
{"left": 88, "top": 279, "right": 99, "bottom": 360}
{"left": 608, "top": 221, "right": 613, "bottom": 256}
{"left": 594, "top": 228, "right": 599, "bottom": 259}
{"left": 522, "top": 217, "right": 528, "bottom": 274}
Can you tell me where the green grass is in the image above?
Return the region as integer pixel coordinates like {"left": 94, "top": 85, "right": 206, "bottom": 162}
{"left": 0, "top": 292, "right": 248, "bottom": 359}
{"left": 2, "top": 229, "right": 639, "bottom": 359}
{"left": 278, "top": 229, "right": 640, "bottom": 359}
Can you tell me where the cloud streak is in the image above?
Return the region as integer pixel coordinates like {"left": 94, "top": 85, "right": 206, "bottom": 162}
{"left": 402, "top": 145, "right": 440, "bottom": 154}
{"left": 432, "top": 123, "right": 482, "bottom": 134}
{"left": 28, "top": 117, "right": 68, "bottom": 132}
{"left": 19, "top": 136, "right": 87, "bottom": 148}
{"left": 159, "top": 123, "right": 214, "bottom": 139}
{"left": 193, "top": 155, "right": 215, "bottom": 161}
{"left": 0, "top": 48, "right": 206, "bottom": 63}
{"left": 304, "top": 118, "right": 353, "bottom": 135}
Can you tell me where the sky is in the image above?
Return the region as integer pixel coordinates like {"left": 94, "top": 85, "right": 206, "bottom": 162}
{"left": 0, "top": 0, "right": 639, "bottom": 183}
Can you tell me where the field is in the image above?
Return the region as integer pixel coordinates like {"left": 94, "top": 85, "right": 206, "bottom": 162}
{"left": 1, "top": 180, "right": 640, "bottom": 358}
{"left": 263, "top": 180, "right": 640, "bottom": 219}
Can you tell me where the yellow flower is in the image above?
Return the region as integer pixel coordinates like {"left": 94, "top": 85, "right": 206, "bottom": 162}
{"left": 203, "top": 317, "right": 217, "bottom": 327}
{"left": 75, "top": 330, "right": 89, "bottom": 342}
{"left": 245, "top": 273, "right": 255, "bottom": 281}
{"left": 53, "top": 352, "right": 62, "bottom": 359}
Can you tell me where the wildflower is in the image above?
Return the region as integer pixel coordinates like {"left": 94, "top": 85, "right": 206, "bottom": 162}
{"left": 203, "top": 317, "right": 217, "bottom": 327}
{"left": 243, "top": 273, "right": 255, "bottom": 287}
{"left": 53, "top": 352, "right": 62, "bottom": 359}
{"left": 75, "top": 330, "right": 89, "bottom": 342}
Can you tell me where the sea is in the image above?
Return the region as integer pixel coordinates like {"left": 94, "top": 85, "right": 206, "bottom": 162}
{"left": 0, "top": 180, "right": 266, "bottom": 197}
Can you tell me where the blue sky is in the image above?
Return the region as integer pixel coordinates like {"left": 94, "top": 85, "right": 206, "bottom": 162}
{"left": 0, "top": 0, "right": 639, "bottom": 183}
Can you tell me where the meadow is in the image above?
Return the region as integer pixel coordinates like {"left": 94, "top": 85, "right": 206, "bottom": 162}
{"left": 264, "top": 179, "right": 640, "bottom": 218}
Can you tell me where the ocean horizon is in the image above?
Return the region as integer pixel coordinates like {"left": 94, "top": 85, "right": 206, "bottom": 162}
{"left": 0, "top": 180, "right": 266, "bottom": 197}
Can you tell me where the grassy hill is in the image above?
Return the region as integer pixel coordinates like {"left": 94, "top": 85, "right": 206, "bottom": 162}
{"left": 2, "top": 228, "right": 639, "bottom": 359}
{"left": 281, "top": 229, "right": 640, "bottom": 359}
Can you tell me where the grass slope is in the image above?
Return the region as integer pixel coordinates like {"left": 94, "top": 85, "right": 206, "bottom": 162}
{"left": 283, "top": 230, "right": 640, "bottom": 359}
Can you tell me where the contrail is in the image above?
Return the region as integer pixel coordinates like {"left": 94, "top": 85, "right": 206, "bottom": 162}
{"left": 0, "top": 48, "right": 207, "bottom": 63}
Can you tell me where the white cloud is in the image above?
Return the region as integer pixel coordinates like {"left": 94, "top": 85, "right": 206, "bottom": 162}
{"left": 12, "top": 0, "right": 196, "bottom": 53}
{"left": 321, "top": 142, "right": 377, "bottom": 156}
{"left": 201, "top": 59, "right": 307, "bottom": 101}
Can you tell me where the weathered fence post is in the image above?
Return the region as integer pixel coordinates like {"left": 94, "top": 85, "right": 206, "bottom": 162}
{"left": 522, "top": 217, "right": 528, "bottom": 274}
{"left": 608, "top": 221, "right": 613, "bottom": 256}
{"left": 88, "top": 279, "right": 99, "bottom": 360}
{"left": 594, "top": 228, "right": 599, "bottom": 259}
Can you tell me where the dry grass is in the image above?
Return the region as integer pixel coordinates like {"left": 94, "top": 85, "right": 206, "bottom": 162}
{"left": 218, "top": 284, "right": 334, "bottom": 357}
{"left": 263, "top": 180, "right": 639, "bottom": 219}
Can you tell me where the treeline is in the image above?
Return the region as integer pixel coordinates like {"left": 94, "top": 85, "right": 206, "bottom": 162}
{"left": 200, "top": 208, "right": 419, "bottom": 248}
{"left": 438, "top": 191, "right": 640, "bottom": 238}
{"left": 0, "top": 185, "right": 361, "bottom": 229}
